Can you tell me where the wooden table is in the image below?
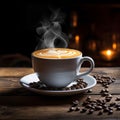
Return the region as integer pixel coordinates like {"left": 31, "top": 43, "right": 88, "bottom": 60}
{"left": 0, "top": 67, "right": 120, "bottom": 120}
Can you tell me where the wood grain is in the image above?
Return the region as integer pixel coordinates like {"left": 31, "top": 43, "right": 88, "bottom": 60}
{"left": 0, "top": 68, "right": 33, "bottom": 77}
{"left": 0, "top": 67, "right": 120, "bottom": 120}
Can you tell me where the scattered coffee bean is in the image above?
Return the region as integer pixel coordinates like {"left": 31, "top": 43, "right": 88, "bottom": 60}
{"left": 65, "top": 78, "right": 88, "bottom": 90}
{"left": 109, "top": 102, "right": 116, "bottom": 107}
{"left": 88, "top": 109, "right": 94, "bottom": 114}
{"left": 86, "top": 104, "right": 92, "bottom": 109}
{"left": 105, "top": 85, "right": 109, "bottom": 88}
{"left": 69, "top": 96, "right": 120, "bottom": 115}
{"left": 116, "top": 107, "right": 120, "bottom": 111}
{"left": 102, "top": 92, "right": 109, "bottom": 97}
{"left": 107, "top": 94, "right": 112, "bottom": 98}
{"left": 82, "top": 101, "right": 89, "bottom": 106}
{"left": 87, "top": 89, "right": 92, "bottom": 93}
{"left": 95, "top": 106, "right": 102, "bottom": 110}
{"left": 115, "top": 103, "right": 120, "bottom": 108}
{"left": 86, "top": 96, "right": 91, "bottom": 101}
{"left": 115, "top": 97, "right": 120, "bottom": 101}
{"left": 75, "top": 107, "right": 80, "bottom": 111}
{"left": 29, "top": 78, "right": 88, "bottom": 91}
{"left": 29, "top": 81, "right": 47, "bottom": 89}
{"left": 98, "top": 111, "right": 103, "bottom": 115}
{"left": 108, "top": 110, "right": 113, "bottom": 115}
{"left": 80, "top": 108, "right": 87, "bottom": 113}
{"left": 100, "top": 89, "right": 106, "bottom": 93}
{"left": 68, "top": 107, "right": 76, "bottom": 112}
{"left": 29, "top": 82, "right": 40, "bottom": 88}
{"left": 109, "top": 107, "right": 113, "bottom": 110}
{"left": 103, "top": 107, "right": 109, "bottom": 112}
{"left": 68, "top": 74, "right": 118, "bottom": 116}
{"left": 93, "top": 74, "right": 116, "bottom": 88}
{"left": 105, "top": 97, "right": 112, "bottom": 102}
{"left": 72, "top": 100, "right": 79, "bottom": 106}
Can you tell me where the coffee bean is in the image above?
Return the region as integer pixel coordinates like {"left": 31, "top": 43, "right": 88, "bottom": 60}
{"left": 105, "top": 89, "right": 109, "bottom": 92}
{"left": 109, "top": 102, "right": 116, "bottom": 107}
{"left": 100, "top": 89, "right": 106, "bottom": 93}
{"left": 115, "top": 97, "right": 120, "bottom": 101}
{"left": 88, "top": 109, "right": 94, "bottom": 114}
{"left": 72, "top": 100, "right": 79, "bottom": 106}
{"left": 71, "top": 86, "right": 76, "bottom": 90}
{"left": 86, "top": 96, "right": 91, "bottom": 101}
{"left": 91, "top": 106, "right": 95, "bottom": 110}
{"left": 101, "top": 100, "right": 106, "bottom": 105}
{"left": 87, "top": 89, "right": 92, "bottom": 93}
{"left": 102, "top": 92, "right": 109, "bottom": 97}
{"left": 69, "top": 107, "right": 76, "bottom": 112}
{"left": 80, "top": 85, "right": 84, "bottom": 89}
{"left": 116, "top": 107, "right": 120, "bottom": 111}
{"left": 82, "top": 101, "right": 89, "bottom": 106}
{"left": 105, "top": 85, "right": 109, "bottom": 88}
{"left": 68, "top": 74, "right": 117, "bottom": 116}
{"left": 75, "top": 85, "right": 80, "bottom": 89}
{"left": 115, "top": 104, "right": 120, "bottom": 108}
{"left": 29, "top": 82, "right": 39, "bottom": 88}
{"left": 80, "top": 108, "right": 87, "bottom": 113}
{"left": 69, "top": 79, "right": 88, "bottom": 90}
{"left": 96, "top": 106, "right": 103, "bottom": 110}
{"left": 93, "top": 74, "right": 116, "bottom": 88}
{"left": 76, "top": 78, "right": 83, "bottom": 83}
{"left": 98, "top": 111, "right": 103, "bottom": 115}
{"left": 86, "top": 104, "right": 92, "bottom": 109}
{"left": 91, "top": 102, "right": 97, "bottom": 106}
{"left": 65, "top": 87, "right": 71, "bottom": 90}
{"left": 29, "top": 77, "right": 88, "bottom": 91}
{"left": 107, "top": 94, "right": 112, "bottom": 98}
{"left": 96, "top": 99, "right": 102, "bottom": 103}
{"left": 102, "top": 104, "right": 107, "bottom": 108}
{"left": 103, "top": 107, "right": 109, "bottom": 112}
{"left": 105, "top": 97, "right": 112, "bottom": 102}
{"left": 108, "top": 107, "right": 113, "bottom": 110}
{"left": 75, "top": 107, "right": 80, "bottom": 111}
{"left": 108, "top": 110, "right": 113, "bottom": 115}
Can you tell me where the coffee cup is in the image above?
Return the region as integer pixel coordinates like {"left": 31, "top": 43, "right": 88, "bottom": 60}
{"left": 32, "top": 48, "right": 95, "bottom": 88}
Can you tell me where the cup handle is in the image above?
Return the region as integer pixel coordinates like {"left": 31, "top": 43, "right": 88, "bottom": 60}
{"left": 75, "top": 56, "right": 95, "bottom": 80}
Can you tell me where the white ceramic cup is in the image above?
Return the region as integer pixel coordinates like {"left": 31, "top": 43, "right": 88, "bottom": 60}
{"left": 32, "top": 48, "right": 95, "bottom": 88}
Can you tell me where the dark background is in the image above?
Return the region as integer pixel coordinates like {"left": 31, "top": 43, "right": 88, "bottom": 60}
{"left": 1, "top": 0, "right": 120, "bottom": 67}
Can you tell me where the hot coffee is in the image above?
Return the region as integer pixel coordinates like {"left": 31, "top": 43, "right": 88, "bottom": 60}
{"left": 32, "top": 48, "right": 94, "bottom": 88}
{"left": 32, "top": 48, "right": 81, "bottom": 59}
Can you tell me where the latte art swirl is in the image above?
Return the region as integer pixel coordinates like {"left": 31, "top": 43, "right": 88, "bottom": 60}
{"left": 33, "top": 48, "right": 81, "bottom": 59}
{"left": 40, "top": 49, "right": 78, "bottom": 57}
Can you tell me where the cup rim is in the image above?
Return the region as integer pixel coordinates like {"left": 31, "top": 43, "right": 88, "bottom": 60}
{"left": 32, "top": 48, "right": 82, "bottom": 60}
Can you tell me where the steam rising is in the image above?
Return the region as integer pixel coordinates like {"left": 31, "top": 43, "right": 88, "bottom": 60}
{"left": 36, "top": 9, "right": 68, "bottom": 50}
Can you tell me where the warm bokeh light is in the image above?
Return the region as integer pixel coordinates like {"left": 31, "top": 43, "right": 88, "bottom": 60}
{"left": 106, "top": 50, "right": 112, "bottom": 56}
{"left": 112, "top": 43, "right": 117, "bottom": 50}
{"left": 75, "top": 35, "right": 80, "bottom": 49}
{"left": 72, "top": 12, "right": 78, "bottom": 27}
{"left": 75, "top": 35, "right": 80, "bottom": 41}
{"left": 100, "top": 49, "right": 116, "bottom": 61}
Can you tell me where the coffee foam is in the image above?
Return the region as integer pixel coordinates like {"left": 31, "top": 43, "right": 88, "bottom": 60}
{"left": 33, "top": 48, "right": 81, "bottom": 59}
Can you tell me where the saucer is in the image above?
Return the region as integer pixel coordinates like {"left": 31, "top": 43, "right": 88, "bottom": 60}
{"left": 20, "top": 73, "right": 97, "bottom": 96}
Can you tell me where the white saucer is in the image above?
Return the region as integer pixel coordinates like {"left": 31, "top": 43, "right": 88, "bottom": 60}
{"left": 20, "top": 73, "right": 97, "bottom": 96}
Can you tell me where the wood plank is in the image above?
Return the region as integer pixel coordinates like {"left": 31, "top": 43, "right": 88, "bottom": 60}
{"left": 0, "top": 106, "right": 120, "bottom": 120}
{"left": 0, "top": 77, "right": 120, "bottom": 95}
{"left": 0, "top": 68, "right": 119, "bottom": 120}
{"left": 0, "top": 95, "right": 120, "bottom": 105}
{"left": 0, "top": 67, "right": 119, "bottom": 77}
{"left": 0, "top": 78, "right": 21, "bottom": 88}
{"left": 0, "top": 83, "right": 120, "bottom": 96}
{"left": 0, "top": 95, "right": 120, "bottom": 120}
{"left": 0, "top": 68, "right": 33, "bottom": 77}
